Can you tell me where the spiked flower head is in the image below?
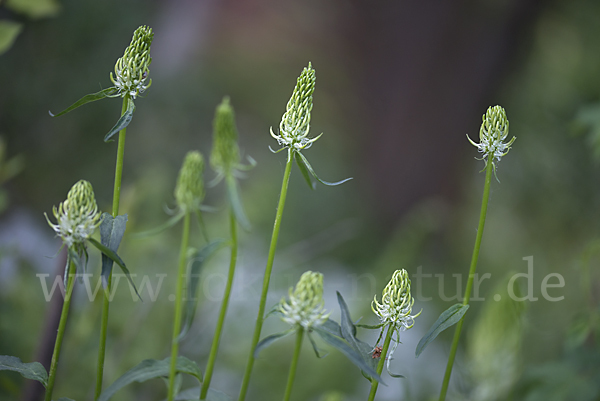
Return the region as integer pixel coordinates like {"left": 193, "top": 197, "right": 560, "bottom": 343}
{"left": 270, "top": 62, "right": 322, "bottom": 151}
{"left": 211, "top": 97, "right": 240, "bottom": 175}
{"left": 279, "top": 271, "right": 329, "bottom": 330}
{"left": 372, "top": 269, "right": 420, "bottom": 331}
{"left": 467, "top": 105, "right": 515, "bottom": 169}
{"left": 46, "top": 180, "right": 101, "bottom": 248}
{"left": 110, "top": 25, "right": 154, "bottom": 99}
{"left": 175, "top": 151, "right": 205, "bottom": 213}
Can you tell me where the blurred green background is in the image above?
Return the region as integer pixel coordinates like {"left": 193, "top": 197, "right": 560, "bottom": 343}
{"left": 1, "top": 0, "right": 600, "bottom": 400}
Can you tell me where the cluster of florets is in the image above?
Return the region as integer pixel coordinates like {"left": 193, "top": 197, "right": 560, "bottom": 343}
{"left": 279, "top": 271, "right": 329, "bottom": 330}
{"left": 110, "top": 25, "right": 154, "bottom": 99}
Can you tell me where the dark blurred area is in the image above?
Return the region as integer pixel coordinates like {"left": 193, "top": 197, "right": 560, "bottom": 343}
{"left": 1, "top": 0, "right": 600, "bottom": 400}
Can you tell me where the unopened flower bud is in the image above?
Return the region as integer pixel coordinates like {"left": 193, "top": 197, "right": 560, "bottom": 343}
{"left": 467, "top": 105, "right": 516, "bottom": 169}
{"left": 175, "top": 151, "right": 205, "bottom": 212}
{"left": 271, "top": 62, "right": 322, "bottom": 151}
{"left": 46, "top": 180, "right": 101, "bottom": 248}
{"left": 279, "top": 270, "right": 329, "bottom": 329}
{"left": 110, "top": 25, "right": 154, "bottom": 99}
{"left": 210, "top": 97, "right": 240, "bottom": 175}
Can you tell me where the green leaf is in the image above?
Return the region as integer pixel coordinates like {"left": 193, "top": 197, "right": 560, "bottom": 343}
{"left": 225, "top": 175, "right": 250, "bottom": 231}
{"left": 415, "top": 303, "right": 469, "bottom": 358}
{"left": 99, "top": 213, "right": 128, "bottom": 289}
{"left": 179, "top": 239, "right": 227, "bottom": 340}
{"left": 170, "top": 387, "right": 232, "bottom": 401}
{"left": 0, "top": 355, "right": 48, "bottom": 387}
{"left": 132, "top": 213, "right": 184, "bottom": 239}
{"left": 98, "top": 357, "right": 202, "bottom": 401}
{"left": 335, "top": 292, "right": 380, "bottom": 380}
{"left": 320, "top": 318, "right": 342, "bottom": 337}
{"left": 356, "top": 323, "right": 385, "bottom": 330}
{"left": 254, "top": 329, "right": 296, "bottom": 358}
{"left": 104, "top": 97, "right": 135, "bottom": 142}
{"left": 295, "top": 151, "right": 352, "bottom": 187}
{"left": 307, "top": 332, "right": 328, "bottom": 358}
{"left": 0, "top": 21, "right": 23, "bottom": 56}
{"left": 312, "top": 327, "right": 383, "bottom": 384}
{"left": 294, "top": 151, "right": 316, "bottom": 190}
{"left": 88, "top": 237, "right": 141, "bottom": 300}
{"left": 49, "top": 87, "right": 118, "bottom": 117}
{"left": 5, "top": 0, "right": 60, "bottom": 19}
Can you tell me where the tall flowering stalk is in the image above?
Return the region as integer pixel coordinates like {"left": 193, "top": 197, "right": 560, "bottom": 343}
{"left": 167, "top": 151, "right": 205, "bottom": 401}
{"left": 368, "top": 269, "right": 420, "bottom": 401}
{"left": 438, "top": 106, "right": 515, "bottom": 401}
{"left": 95, "top": 26, "right": 154, "bottom": 399}
{"left": 238, "top": 63, "right": 349, "bottom": 401}
{"left": 44, "top": 181, "right": 101, "bottom": 401}
{"left": 201, "top": 98, "right": 250, "bottom": 399}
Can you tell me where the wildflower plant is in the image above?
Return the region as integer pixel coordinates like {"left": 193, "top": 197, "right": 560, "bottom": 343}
{"left": 413, "top": 105, "right": 516, "bottom": 401}
{"left": 238, "top": 62, "right": 351, "bottom": 401}
{"left": 255, "top": 272, "right": 381, "bottom": 401}
{"left": 365, "top": 269, "right": 420, "bottom": 401}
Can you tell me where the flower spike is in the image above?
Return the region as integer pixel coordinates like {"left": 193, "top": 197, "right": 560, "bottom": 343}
{"left": 467, "top": 105, "right": 516, "bottom": 174}
{"left": 174, "top": 151, "right": 205, "bottom": 213}
{"left": 279, "top": 271, "right": 330, "bottom": 330}
{"left": 110, "top": 25, "right": 154, "bottom": 99}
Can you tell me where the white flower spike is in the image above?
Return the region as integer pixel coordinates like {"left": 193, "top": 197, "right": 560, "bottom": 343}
{"left": 467, "top": 105, "right": 516, "bottom": 173}
{"left": 279, "top": 271, "right": 330, "bottom": 330}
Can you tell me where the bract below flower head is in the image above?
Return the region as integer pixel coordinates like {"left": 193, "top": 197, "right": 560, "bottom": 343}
{"left": 175, "top": 151, "right": 205, "bottom": 213}
{"left": 270, "top": 62, "right": 323, "bottom": 151}
{"left": 46, "top": 180, "right": 101, "bottom": 248}
{"left": 279, "top": 270, "right": 329, "bottom": 330}
{"left": 110, "top": 25, "right": 154, "bottom": 99}
{"left": 467, "top": 105, "right": 516, "bottom": 170}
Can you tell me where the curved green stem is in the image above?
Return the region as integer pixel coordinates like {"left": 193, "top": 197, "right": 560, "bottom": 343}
{"left": 367, "top": 325, "right": 393, "bottom": 401}
{"left": 167, "top": 212, "right": 191, "bottom": 401}
{"left": 438, "top": 156, "right": 493, "bottom": 401}
{"left": 282, "top": 329, "right": 304, "bottom": 401}
{"left": 238, "top": 149, "right": 294, "bottom": 401}
{"left": 44, "top": 260, "right": 76, "bottom": 401}
{"left": 95, "top": 96, "right": 129, "bottom": 400}
{"left": 200, "top": 210, "right": 238, "bottom": 399}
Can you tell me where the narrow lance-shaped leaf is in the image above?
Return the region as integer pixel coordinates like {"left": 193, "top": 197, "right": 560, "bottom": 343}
{"left": 254, "top": 328, "right": 296, "bottom": 358}
{"left": 88, "top": 237, "right": 141, "bottom": 300}
{"left": 294, "top": 151, "right": 316, "bottom": 190}
{"left": 104, "top": 96, "right": 136, "bottom": 142}
{"left": 312, "top": 326, "right": 383, "bottom": 384}
{"left": 132, "top": 212, "right": 184, "bottom": 239}
{"left": 99, "top": 213, "right": 128, "bottom": 288}
{"left": 49, "top": 87, "right": 118, "bottom": 117}
{"left": 0, "top": 355, "right": 48, "bottom": 387}
{"left": 178, "top": 239, "right": 227, "bottom": 340}
{"left": 415, "top": 303, "right": 470, "bottom": 358}
{"left": 307, "top": 332, "right": 328, "bottom": 358}
{"left": 295, "top": 151, "right": 352, "bottom": 187}
{"left": 97, "top": 357, "right": 202, "bottom": 401}
{"left": 225, "top": 175, "right": 250, "bottom": 231}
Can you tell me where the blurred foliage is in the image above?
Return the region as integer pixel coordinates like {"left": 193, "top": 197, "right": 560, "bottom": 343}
{"left": 1, "top": 0, "right": 600, "bottom": 400}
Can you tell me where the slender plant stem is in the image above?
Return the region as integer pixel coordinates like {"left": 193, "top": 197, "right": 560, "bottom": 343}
{"left": 44, "top": 260, "right": 76, "bottom": 401}
{"left": 167, "top": 212, "right": 191, "bottom": 401}
{"left": 200, "top": 210, "right": 238, "bottom": 400}
{"left": 95, "top": 96, "right": 129, "bottom": 400}
{"left": 238, "top": 149, "right": 294, "bottom": 401}
{"left": 367, "top": 325, "right": 393, "bottom": 401}
{"left": 282, "top": 329, "right": 304, "bottom": 401}
{"left": 438, "top": 156, "right": 493, "bottom": 401}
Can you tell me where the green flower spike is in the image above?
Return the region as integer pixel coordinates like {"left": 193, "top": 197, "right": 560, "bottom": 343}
{"left": 270, "top": 62, "right": 351, "bottom": 189}
{"left": 110, "top": 25, "right": 154, "bottom": 99}
{"left": 175, "top": 151, "right": 205, "bottom": 214}
{"left": 467, "top": 105, "right": 516, "bottom": 174}
{"left": 45, "top": 180, "right": 101, "bottom": 249}
{"left": 49, "top": 25, "right": 154, "bottom": 142}
{"left": 211, "top": 97, "right": 241, "bottom": 176}
{"left": 372, "top": 269, "right": 421, "bottom": 373}
{"left": 279, "top": 271, "right": 330, "bottom": 330}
